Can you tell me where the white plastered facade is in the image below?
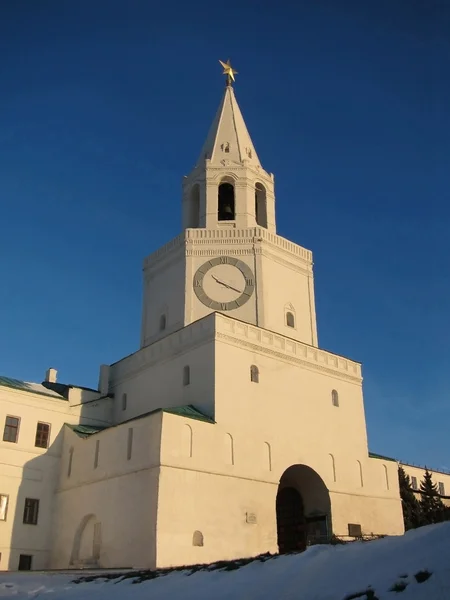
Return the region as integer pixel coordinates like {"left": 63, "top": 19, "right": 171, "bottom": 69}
{"left": 1, "top": 78, "right": 414, "bottom": 571}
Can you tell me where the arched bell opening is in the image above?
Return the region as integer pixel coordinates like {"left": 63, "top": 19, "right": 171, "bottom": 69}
{"left": 218, "top": 181, "right": 235, "bottom": 221}
{"left": 255, "top": 183, "right": 268, "bottom": 228}
{"left": 276, "top": 464, "right": 331, "bottom": 554}
{"left": 186, "top": 184, "right": 200, "bottom": 228}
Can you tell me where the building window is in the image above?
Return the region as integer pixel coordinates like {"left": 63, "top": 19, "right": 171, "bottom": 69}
{"left": 439, "top": 482, "right": 445, "bottom": 496}
{"left": 410, "top": 476, "right": 418, "bottom": 490}
{"left": 127, "top": 428, "right": 133, "bottom": 460}
{"left": 159, "top": 314, "right": 166, "bottom": 331}
{"left": 0, "top": 494, "right": 9, "bottom": 521}
{"left": 3, "top": 416, "right": 20, "bottom": 443}
{"left": 35, "top": 422, "right": 50, "bottom": 448}
{"left": 122, "top": 393, "right": 127, "bottom": 411}
{"left": 286, "top": 311, "right": 295, "bottom": 328}
{"left": 331, "top": 389, "right": 339, "bottom": 407}
{"left": 183, "top": 365, "right": 190, "bottom": 386}
{"left": 250, "top": 365, "right": 259, "bottom": 383}
{"left": 18, "top": 554, "right": 33, "bottom": 571}
{"left": 23, "top": 498, "right": 39, "bottom": 525}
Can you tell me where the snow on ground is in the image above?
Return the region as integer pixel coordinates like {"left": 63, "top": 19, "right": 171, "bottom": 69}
{"left": 1, "top": 523, "right": 450, "bottom": 600}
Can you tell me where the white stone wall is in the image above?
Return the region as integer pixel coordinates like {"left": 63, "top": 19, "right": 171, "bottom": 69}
{"left": 110, "top": 316, "right": 216, "bottom": 424}
{"left": 155, "top": 409, "right": 403, "bottom": 568}
{"left": 50, "top": 412, "right": 162, "bottom": 569}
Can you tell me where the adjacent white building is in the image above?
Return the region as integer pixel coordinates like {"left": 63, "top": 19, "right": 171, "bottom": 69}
{"left": 1, "top": 69, "right": 448, "bottom": 571}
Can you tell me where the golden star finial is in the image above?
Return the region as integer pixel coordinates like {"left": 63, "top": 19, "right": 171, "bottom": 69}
{"left": 219, "top": 59, "right": 238, "bottom": 86}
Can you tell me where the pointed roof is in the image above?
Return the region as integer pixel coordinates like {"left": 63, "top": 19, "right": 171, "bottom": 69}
{"left": 197, "top": 85, "right": 261, "bottom": 168}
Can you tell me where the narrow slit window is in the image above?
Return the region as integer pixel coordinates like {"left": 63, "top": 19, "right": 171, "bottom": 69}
{"left": 127, "top": 428, "right": 133, "bottom": 460}
{"left": 183, "top": 365, "right": 190, "bottom": 386}
{"left": 331, "top": 389, "right": 339, "bottom": 407}
{"left": 94, "top": 440, "right": 100, "bottom": 469}
{"left": 250, "top": 365, "right": 259, "bottom": 383}
{"left": 67, "top": 447, "right": 74, "bottom": 478}
{"left": 159, "top": 314, "right": 166, "bottom": 331}
{"left": 122, "top": 393, "right": 127, "bottom": 411}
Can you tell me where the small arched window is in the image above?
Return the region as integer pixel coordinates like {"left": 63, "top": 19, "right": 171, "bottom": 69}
{"left": 250, "top": 365, "right": 259, "bottom": 383}
{"left": 183, "top": 365, "right": 190, "bottom": 386}
{"left": 286, "top": 311, "right": 295, "bottom": 328}
{"left": 159, "top": 314, "right": 166, "bottom": 331}
{"left": 218, "top": 182, "right": 235, "bottom": 221}
{"left": 331, "top": 389, "right": 339, "bottom": 407}
{"left": 193, "top": 530, "right": 204, "bottom": 546}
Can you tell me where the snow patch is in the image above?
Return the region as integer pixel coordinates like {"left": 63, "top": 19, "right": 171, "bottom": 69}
{"left": 1, "top": 523, "right": 450, "bottom": 599}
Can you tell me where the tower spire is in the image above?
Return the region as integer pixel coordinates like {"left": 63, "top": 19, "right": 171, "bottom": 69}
{"left": 195, "top": 60, "right": 260, "bottom": 167}
{"left": 183, "top": 61, "right": 276, "bottom": 233}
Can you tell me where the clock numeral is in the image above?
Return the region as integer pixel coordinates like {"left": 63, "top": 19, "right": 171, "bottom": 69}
{"left": 219, "top": 256, "right": 229, "bottom": 264}
{"left": 245, "top": 278, "right": 254, "bottom": 286}
{"left": 220, "top": 303, "right": 227, "bottom": 310}
{"left": 194, "top": 279, "right": 202, "bottom": 287}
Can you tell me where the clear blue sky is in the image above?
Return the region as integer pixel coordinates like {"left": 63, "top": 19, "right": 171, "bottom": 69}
{"left": 1, "top": 1, "right": 449, "bottom": 469}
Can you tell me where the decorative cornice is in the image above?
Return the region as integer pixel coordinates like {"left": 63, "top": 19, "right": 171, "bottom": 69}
{"left": 215, "top": 314, "right": 362, "bottom": 383}
{"left": 114, "top": 311, "right": 360, "bottom": 404}
{"left": 143, "top": 228, "right": 312, "bottom": 270}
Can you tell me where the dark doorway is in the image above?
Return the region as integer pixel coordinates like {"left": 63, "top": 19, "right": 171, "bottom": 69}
{"left": 276, "top": 464, "right": 332, "bottom": 554}
{"left": 276, "top": 486, "right": 307, "bottom": 553}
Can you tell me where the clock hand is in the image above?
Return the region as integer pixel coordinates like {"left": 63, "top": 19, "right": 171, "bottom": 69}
{"left": 211, "top": 275, "right": 242, "bottom": 294}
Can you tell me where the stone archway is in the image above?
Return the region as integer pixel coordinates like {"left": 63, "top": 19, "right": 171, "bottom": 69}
{"left": 276, "top": 464, "right": 331, "bottom": 553}
{"left": 70, "top": 514, "right": 102, "bottom": 567}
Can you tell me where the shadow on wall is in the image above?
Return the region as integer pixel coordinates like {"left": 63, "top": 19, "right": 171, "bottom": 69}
{"left": 8, "top": 429, "right": 64, "bottom": 571}
{"left": 6, "top": 385, "right": 113, "bottom": 571}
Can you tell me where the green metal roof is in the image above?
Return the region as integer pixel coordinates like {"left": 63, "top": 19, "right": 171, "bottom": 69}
{"left": 66, "top": 405, "right": 214, "bottom": 439}
{"left": 66, "top": 424, "right": 109, "bottom": 438}
{"left": 0, "top": 375, "right": 66, "bottom": 399}
{"left": 369, "top": 451, "right": 397, "bottom": 463}
{"left": 163, "top": 405, "right": 215, "bottom": 424}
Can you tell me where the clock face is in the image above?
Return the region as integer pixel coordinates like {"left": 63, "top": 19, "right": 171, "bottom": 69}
{"left": 193, "top": 256, "right": 255, "bottom": 311}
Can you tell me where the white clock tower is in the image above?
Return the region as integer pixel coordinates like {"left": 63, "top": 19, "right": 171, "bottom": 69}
{"left": 141, "top": 61, "right": 318, "bottom": 349}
